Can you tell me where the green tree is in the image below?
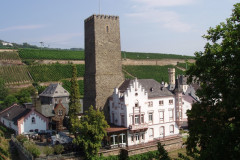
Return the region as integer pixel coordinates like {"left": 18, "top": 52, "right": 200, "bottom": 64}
{"left": 73, "top": 106, "right": 109, "bottom": 160}
{"left": 0, "top": 78, "right": 8, "bottom": 101}
{"left": 15, "top": 89, "right": 31, "bottom": 104}
{"left": 186, "top": 3, "right": 240, "bottom": 160}
{"left": 157, "top": 142, "right": 170, "bottom": 160}
{"left": 0, "top": 130, "right": 10, "bottom": 160}
{"left": 68, "top": 65, "right": 81, "bottom": 133}
{"left": 3, "top": 95, "right": 18, "bottom": 108}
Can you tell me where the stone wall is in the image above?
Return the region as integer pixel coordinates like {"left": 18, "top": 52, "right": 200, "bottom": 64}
{"left": 122, "top": 59, "right": 195, "bottom": 66}
{"left": 99, "top": 136, "right": 182, "bottom": 157}
{"left": 84, "top": 14, "right": 124, "bottom": 121}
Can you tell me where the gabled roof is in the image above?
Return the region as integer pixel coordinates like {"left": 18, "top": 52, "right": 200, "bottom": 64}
{"left": 118, "top": 79, "right": 173, "bottom": 98}
{"left": 182, "top": 95, "right": 197, "bottom": 104}
{"left": 39, "top": 83, "right": 69, "bottom": 98}
{"left": 0, "top": 104, "right": 31, "bottom": 124}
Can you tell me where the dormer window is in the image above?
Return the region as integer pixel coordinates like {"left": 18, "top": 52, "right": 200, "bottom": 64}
{"left": 32, "top": 117, "right": 36, "bottom": 124}
{"left": 150, "top": 87, "right": 154, "bottom": 92}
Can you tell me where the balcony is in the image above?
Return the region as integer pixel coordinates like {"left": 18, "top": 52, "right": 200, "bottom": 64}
{"left": 129, "top": 123, "right": 148, "bottom": 131}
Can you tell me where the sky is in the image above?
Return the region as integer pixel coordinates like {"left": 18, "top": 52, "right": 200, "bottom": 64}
{"left": 0, "top": 0, "right": 238, "bottom": 56}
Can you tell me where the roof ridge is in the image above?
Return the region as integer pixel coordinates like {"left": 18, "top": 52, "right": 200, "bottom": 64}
{"left": 0, "top": 103, "right": 18, "bottom": 115}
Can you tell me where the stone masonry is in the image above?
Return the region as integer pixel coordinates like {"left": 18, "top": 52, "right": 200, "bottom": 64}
{"left": 84, "top": 15, "right": 124, "bottom": 121}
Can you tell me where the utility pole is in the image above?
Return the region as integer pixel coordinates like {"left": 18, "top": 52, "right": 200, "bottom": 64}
{"left": 39, "top": 42, "right": 44, "bottom": 49}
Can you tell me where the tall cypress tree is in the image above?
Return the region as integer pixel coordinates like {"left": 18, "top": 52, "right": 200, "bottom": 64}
{"left": 69, "top": 65, "right": 81, "bottom": 133}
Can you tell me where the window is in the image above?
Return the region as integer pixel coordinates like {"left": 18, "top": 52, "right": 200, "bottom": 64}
{"left": 141, "top": 133, "right": 145, "bottom": 140}
{"left": 169, "top": 125, "right": 174, "bottom": 133}
{"left": 135, "top": 102, "right": 139, "bottom": 107}
{"left": 110, "top": 135, "right": 118, "bottom": 145}
{"left": 135, "top": 134, "right": 139, "bottom": 141}
{"left": 169, "top": 99, "right": 173, "bottom": 105}
{"left": 149, "top": 128, "right": 154, "bottom": 137}
{"left": 180, "top": 110, "right": 182, "bottom": 119}
{"left": 148, "top": 113, "right": 153, "bottom": 123}
{"left": 169, "top": 109, "right": 173, "bottom": 121}
{"left": 179, "top": 97, "right": 182, "bottom": 103}
{"left": 141, "top": 115, "right": 144, "bottom": 123}
{"left": 32, "top": 117, "right": 36, "bottom": 124}
{"left": 160, "top": 126, "right": 164, "bottom": 136}
{"left": 106, "top": 26, "right": 109, "bottom": 32}
{"left": 58, "top": 110, "right": 63, "bottom": 116}
{"left": 131, "top": 135, "right": 134, "bottom": 142}
{"left": 121, "top": 104, "right": 124, "bottom": 110}
{"left": 119, "top": 134, "right": 126, "bottom": 144}
{"left": 135, "top": 93, "right": 138, "bottom": 96}
{"left": 135, "top": 115, "right": 140, "bottom": 124}
{"left": 159, "top": 111, "right": 164, "bottom": 122}
{"left": 159, "top": 100, "right": 164, "bottom": 106}
{"left": 148, "top": 101, "right": 153, "bottom": 107}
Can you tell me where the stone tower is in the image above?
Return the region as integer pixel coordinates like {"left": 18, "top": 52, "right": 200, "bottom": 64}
{"left": 84, "top": 14, "right": 124, "bottom": 120}
{"left": 168, "top": 68, "right": 175, "bottom": 85}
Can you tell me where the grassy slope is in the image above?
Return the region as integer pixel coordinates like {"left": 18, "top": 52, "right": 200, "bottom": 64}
{"left": 122, "top": 51, "right": 194, "bottom": 60}
{"left": 18, "top": 49, "right": 84, "bottom": 60}
{"left": 0, "top": 65, "right": 32, "bottom": 84}
{"left": 123, "top": 65, "right": 185, "bottom": 83}
{"left": 28, "top": 64, "right": 84, "bottom": 82}
{"left": 0, "top": 51, "right": 20, "bottom": 60}
{"left": 18, "top": 49, "right": 194, "bottom": 60}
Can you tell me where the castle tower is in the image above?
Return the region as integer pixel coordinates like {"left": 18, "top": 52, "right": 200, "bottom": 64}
{"left": 84, "top": 15, "right": 124, "bottom": 120}
{"left": 168, "top": 68, "right": 175, "bottom": 85}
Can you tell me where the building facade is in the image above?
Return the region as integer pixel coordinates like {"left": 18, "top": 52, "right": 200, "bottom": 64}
{"left": 0, "top": 104, "right": 48, "bottom": 134}
{"left": 84, "top": 14, "right": 124, "bottom": 120}
{"left": 39, "top": 83, "right": 70, "bottom": 105}
{"left": 109, "top": 79, "right": 179, "bottom": 147}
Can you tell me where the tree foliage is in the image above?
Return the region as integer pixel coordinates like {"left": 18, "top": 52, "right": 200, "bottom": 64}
{"left": 186, "top": 3, "right": 240, "bottom": 159}
{"left": 68, "top": 65, "right": 81, "bottom": 133}
{"left": 73, "top": 106, "right": 109, "bottom": 160}
{"left": 0, "top": 130, "right": 10, "bottom": 160}
{"left": 157, "top": 142, "right": 170, "bottom": 160}
{"left": 0, "top": 78, "right": 8, "bottom": 101}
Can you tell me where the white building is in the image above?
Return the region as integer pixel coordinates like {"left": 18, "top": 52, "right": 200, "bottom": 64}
{"left": 2, "top": 42, "right": 13, "bottom": 46}
{"left": 168, "top": 68, "right": 200, "bottom": 128}
{"left": 108, "top": 79, "right": 179, "bottom": 147}
{"left": 0, "top": 104, "right": 49, "bottom": 134}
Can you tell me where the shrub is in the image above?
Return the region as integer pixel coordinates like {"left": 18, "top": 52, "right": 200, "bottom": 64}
{"left": 128, "top": 151, "right": 158, "bottom": 160}
{"left": 23, "top": 141, "right": 40, "bottom": 158}
{"left": 54, "top": 144, "right": 64, "bottom": 155}
{"left": 16, "top": 135, "right": 28, "bottom": 144}
{"left": 43, "top": 146, "right": 54, "bottom": 156}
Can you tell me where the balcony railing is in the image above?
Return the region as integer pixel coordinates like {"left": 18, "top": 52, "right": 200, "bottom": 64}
{"left": 129, "top": 123, "right": 148, "bottom": 131}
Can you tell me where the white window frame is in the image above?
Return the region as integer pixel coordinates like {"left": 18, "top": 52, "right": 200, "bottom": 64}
{"left": 148, "top": 113, "right": 153, "bottom": 123}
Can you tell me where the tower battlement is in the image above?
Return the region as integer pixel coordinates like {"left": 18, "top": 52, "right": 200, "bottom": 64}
{"left": 85, "top": 14, "right": 119, "bottom": 22}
